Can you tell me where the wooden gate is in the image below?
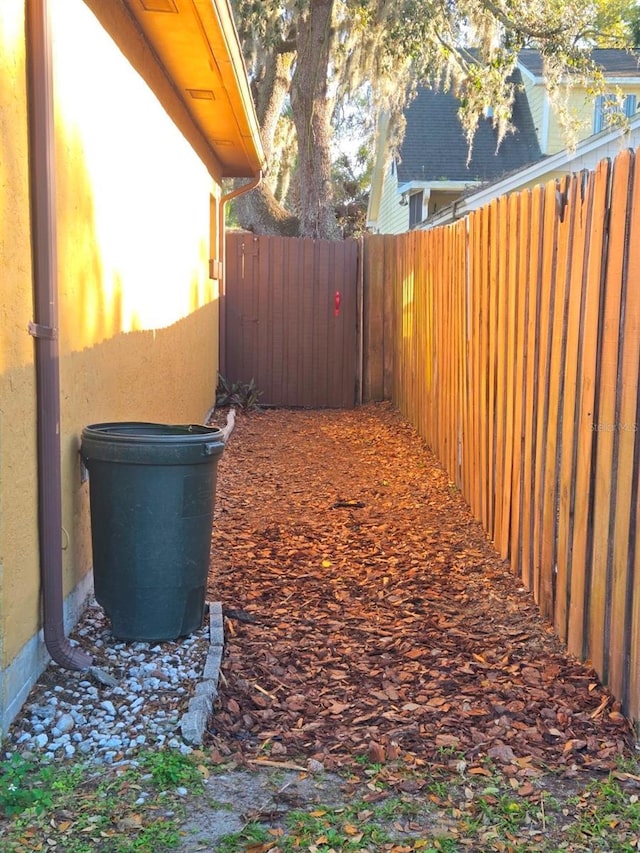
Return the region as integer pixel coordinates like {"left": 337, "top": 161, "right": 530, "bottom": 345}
{"left": 223, "top": 233, "right": 359, "bottom": 408}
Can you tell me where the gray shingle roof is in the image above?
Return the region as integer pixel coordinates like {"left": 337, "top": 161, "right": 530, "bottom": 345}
{"left": 397, "top": 69, "right": 542, "bottom": 184}
{"left": 518, "top": 48, "right": 640, "bottom": 78}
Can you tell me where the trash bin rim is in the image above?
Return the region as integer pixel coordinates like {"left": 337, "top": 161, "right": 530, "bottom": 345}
{"left": 82, "top": 421, "right": 224, "bottom": 445}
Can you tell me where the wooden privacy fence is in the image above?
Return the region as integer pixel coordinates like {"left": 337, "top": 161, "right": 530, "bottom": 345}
{"left": 369, "top": 149, "right": 640, "bottom": 726}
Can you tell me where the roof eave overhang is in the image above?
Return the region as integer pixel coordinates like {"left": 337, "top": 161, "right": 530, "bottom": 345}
{"left": 85, "top": 0, "right": 265, "bottom": 180}
{"left": 399, "top": 179, "right": 481, "bottom": 194}
{"left": 516, "top": 60, "right": 640, "bottom": 88}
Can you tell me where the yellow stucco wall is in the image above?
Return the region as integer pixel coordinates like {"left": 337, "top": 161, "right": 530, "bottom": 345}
{"left": 1, "top": 0, "right": 222, "bottom": 723}
{"left": 0, "top": 0, "right": 39, "bottom": 683}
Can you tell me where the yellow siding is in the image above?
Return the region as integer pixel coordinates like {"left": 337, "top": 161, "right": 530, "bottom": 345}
{"left": 1, "top": 0, "right": 223, "bottom": 728}
{"left": 521, "top": 75, "right": 546, "bottom": 148}
{"left": 377, "top": 163, "right": 410, "bottom": 234}
{"left": 544, "top": 84, "right": 640, "bottom": 155}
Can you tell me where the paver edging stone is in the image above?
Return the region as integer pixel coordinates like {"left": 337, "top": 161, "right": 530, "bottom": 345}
{"left": 179, "top": 601, "right": 223, "bottom": 745}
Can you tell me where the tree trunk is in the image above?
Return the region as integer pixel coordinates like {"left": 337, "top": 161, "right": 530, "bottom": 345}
{"left": 254, "top": 50, "right": 294, "bottom": 163}
{"left": 233, "top": 44, "right": 299, "bottom": 237}
{"left": 233, "top": 182, "right": 300, "bottom": 236}
{"left": 290, "top": 0, "right": 340, "bottom": 239}
{"left": 235, "top": 48, "right": 300, "bottom": 234}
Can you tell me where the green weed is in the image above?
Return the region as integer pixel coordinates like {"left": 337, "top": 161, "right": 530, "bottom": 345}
{"left": 139, "top": 749, "right": 203, "bottom": 791}
{"left": 284, "top": 804, "right": 392, "bottom": 850}
{"left": 568, "top": 773, "right": 640, "bottom": 848}
{"left": 216, "top": 821, "right": 271, "bottom": 852}
{"left": 0, "top": 753, "right": 54, "bottom": 816}
{"left": 215, "top": 374, "right": 263, "bottom": 411}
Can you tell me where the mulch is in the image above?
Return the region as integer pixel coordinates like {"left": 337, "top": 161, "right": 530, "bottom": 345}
{"left": 206, "top": 404, "right": 635, "bottom": 782}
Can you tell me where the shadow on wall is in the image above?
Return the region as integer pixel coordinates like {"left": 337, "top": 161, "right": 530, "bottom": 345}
{"left": 56, "top": 122, "right": 214, "bottom": 351}
{"left": 56, "top": 124, "right": 116, "bottom": 353}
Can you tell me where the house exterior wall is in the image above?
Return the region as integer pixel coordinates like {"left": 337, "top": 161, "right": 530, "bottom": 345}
{"left": 524, "top": 80, "right": 640, "bottom": 155}
{"left": 375, "top": 163, "right": 410, "bottom": 234}
{"left": 1, "top": 0, "right": 221, "bottom": 733}
{"left": 520, "top": 75, "right": 547, "bottom": 149}
{"left": 428, "top": 190, "right": 462, "bottom": 218}
{"left": 0, "top": 0, "right": 40, "bottom": 731}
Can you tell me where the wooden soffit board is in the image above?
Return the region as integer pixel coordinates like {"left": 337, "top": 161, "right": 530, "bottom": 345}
{"left": 86, "top": 0, "right": 265, "bottom": 179}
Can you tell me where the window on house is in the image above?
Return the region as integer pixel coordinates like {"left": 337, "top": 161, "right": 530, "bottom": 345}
{"left": 594, "top": 93, "right": 637, "bottom": 133}
{"left": 409, "top": 191, "right": 423, "bottom": 227}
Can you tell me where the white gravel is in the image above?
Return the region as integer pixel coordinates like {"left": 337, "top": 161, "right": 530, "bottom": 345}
{"left": 4, "top": 598, "right": 213, "bottom": 765}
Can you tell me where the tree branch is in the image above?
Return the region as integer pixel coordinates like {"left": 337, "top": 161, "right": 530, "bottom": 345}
{"left": 478, "top": 0, "right": 566, "bottom": 40}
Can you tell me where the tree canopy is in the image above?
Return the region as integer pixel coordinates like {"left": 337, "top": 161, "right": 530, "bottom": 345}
{"left": 230, "top": 0, "right": 638, "bottom": 239}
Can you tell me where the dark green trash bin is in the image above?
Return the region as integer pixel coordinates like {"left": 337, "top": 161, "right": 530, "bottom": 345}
{"left": 80, "top": 422, "right": 225, "bottom": 642}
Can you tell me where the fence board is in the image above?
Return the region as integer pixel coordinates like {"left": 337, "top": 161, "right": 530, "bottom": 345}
{"left": 567, "top": 160, "right": 611, "bottom": 659}
{"left": 540, "top": 176, "right": 573, "bottom": 621}
{"left": 460, "top": 221, "right": 471, "bottom": 493}
{"left": 609, "top": 150, "right": 639, "bottom": 705}
{"left": 499, "top": 195, "right": 519, "bottom": 558}
{"left": 383, "top": 237, "right": 396, "bottom": 400}
{"left": 520, "top": 186, "right": 545, "bottom": 592}
{"left": 479, "top": 208, "right": 491, "bottom": 530}
{"left": 509, "top": 191, "right": 531, "bottom": 576}
{"left": 493, "top": 197, "right": 509, "bottom": 554}
{"left": 363, "top": 236, "right": 386, "bottom": 401}
{"left": 555, "top": 172, "right": 592, "bottom": 644}
{"left": 588, "top": 152, "right": 632, "bottom": 679}
{"left": 465, "top": 213, "right": 482, "bottom": 518}
{"left": 531, "top": 181, "right": 559, "bottom": 608}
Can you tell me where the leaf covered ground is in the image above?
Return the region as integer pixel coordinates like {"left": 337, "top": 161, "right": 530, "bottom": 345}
{"left": 208, "top": 404, "right": 632, "bottom": 772}
{"left": 203, "top": 403, "right": 640, "bottom": 851}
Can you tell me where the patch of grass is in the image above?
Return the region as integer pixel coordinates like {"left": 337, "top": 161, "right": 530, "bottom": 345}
{"left": 283, "top": 804, "right": 392, "bottom": 851}
{"left": 567, "top": 773, "right": 640, "bottom": 849}
{"left": 369, "top": 794, "right": 426, "bottom": 822}
{"left": 354, "top": 752, "right": 384, "bottom": 771}
{"left": 426, "top": 779, "right": 453, "bottom": 799}
{"left": 216, "top": 821, "right": 271, "bottom": 853}
{"left": 203, "top": 797, "right": 235, "bottom": 811}
{"left": 139, "top": 749, "right": 204, "bottom": 791}
{"left": 424, "top": 839, "right": 462, "bottom": 853}
{"left": 473, "top": 790, "right": 543, "bottom": 833}
{"left": 0, "top": 749, "right": 195, "bottom": 853}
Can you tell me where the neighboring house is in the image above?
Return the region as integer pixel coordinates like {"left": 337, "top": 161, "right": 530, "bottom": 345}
{"left": 424, "top": 110, "right": 640, "bottom": 229}
{"left": 368, "top": 49, "right": 640, "bottom": 234}
{"left": 518, "top": 48, "right": 640, "bottom": 154}
{"left": 0, "top": 0, "right": 265, "bottom": 734}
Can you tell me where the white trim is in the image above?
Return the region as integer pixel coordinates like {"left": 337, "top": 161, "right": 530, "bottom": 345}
{"left": 365, "top": 112, "right": 391, "bottom": 228}
{"left": 1, "top": 571, "right": 94, "bottom": 737}
{"left": 516, "top": 61, "right": 640, "bottom": 88}
{"left": 516, "top": 61, "right": 541, "bottom": 84}
{"left": 399, "top": 179, "right": 480, "bottom": 195}
{"left": 541, "top": 94, "right": 550, "bottom": 154}
{"left": 595, "top": 76, "right": 640, "bottom": 85}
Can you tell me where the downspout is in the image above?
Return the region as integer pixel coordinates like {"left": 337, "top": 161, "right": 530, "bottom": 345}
{"left": 217, "top": 173, "right": 262, "bottom": 376}
{"left": 26, "top": 0, "right": 92, "bottom": 671}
